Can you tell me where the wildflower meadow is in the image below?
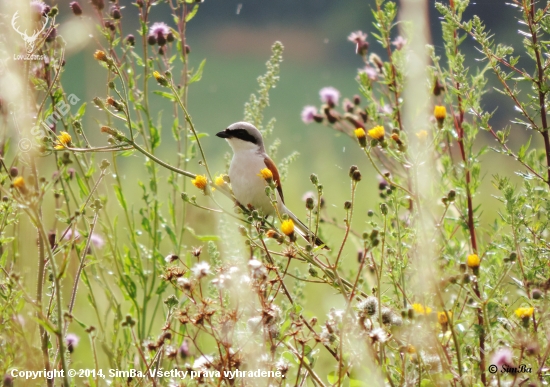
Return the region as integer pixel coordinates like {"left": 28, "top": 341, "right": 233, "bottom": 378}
{"left": 1, "top": 0, "right": 550, "bottom": 386}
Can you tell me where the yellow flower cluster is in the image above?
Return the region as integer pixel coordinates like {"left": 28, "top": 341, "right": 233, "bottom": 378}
{"left": 438, "top": 311, "right": 452, "bottom": 325}
{"left": 258, "top": 168, "right": 273, "bottom": 181}
{"left": 367, "top": 125, "right": 385, "bottom": 141}
{"left": 281, "top": 219, "right": 295, "bottom": 236}
{"left": 416, "top": 130, "right": 428, "bottom": 140}
{"left": 153, "top": 71, "right": 169, "bottom": 87}
{"left": 466, "top": 254, "right": 480, "bottom": 268}
{"left": 354, "top": 128, "right": 367, "bottom": 147}
{"left": 434, "top": 105, "right": 446, "bottom": 120}
{"left": 13, "top": 176, "right": 26, "bottom": 190}
{"left": 514, "top": 307, "right": 534, "bottom": 319}
{"left": 93, "top": 50, "right": 108, "bottom": 62}
{"left": 434, "top": 105, "right": 446, "bottom": 128}
{"left": 192, "top": 175, "right": 208, "bottom": 191}
{"left": 214, "top": 174, "right": 227, "bottom": 187}
{"left": 55, "top": 131, "right": 72, "bottom": 150}
{"left": 412, "top": 303, "right": 432, "bottom": 315}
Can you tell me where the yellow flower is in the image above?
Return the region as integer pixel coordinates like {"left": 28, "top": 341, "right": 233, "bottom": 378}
{"left": 438, "top": 311, "right": 452, "bottom": 325}
{"left": 355, "top": 128, "right": 367, "bottom": 147}
{"left": 367, "top": 125, "right": 385, "bottom": 141}
{"left": 192, "top": 175, "right": 208, "bottom": 191}
{"left": 466, "top": 254, "right": 480, "bottom": 268}
{"left": 214, "top": 175, "right": 227, "bottom": 187}
{"left": 412, "top": 303, "right": 432, "bottom": 315}
{"left": 13, "top": 176, "right": 26, "bottom": 190}
{"left": 281, "top": 219, "right": 295, "bottom": 236}
{"left": 54, "top": 131, "right": 72, "bottom": 150}
{"left": 93, "top": 50, "right": 108, "bottom": 62}
{"left": 258, "top": 168, "right": 273, "bottom": 181}
{"left": 434, "top": 105, "right": 446, "bottom": 127}
{"left": 416, "top": 130, "right": 428, "bottom": 140}
{"left": 515, "top": 307, "right": 534, "bottom": 319}
{"left": 153, "top": 71, "right": 169, "bottom": 87}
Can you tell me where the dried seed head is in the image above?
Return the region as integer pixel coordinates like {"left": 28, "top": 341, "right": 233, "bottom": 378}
{"left": 359, "top": 296, "right": 378, "bottom": 316}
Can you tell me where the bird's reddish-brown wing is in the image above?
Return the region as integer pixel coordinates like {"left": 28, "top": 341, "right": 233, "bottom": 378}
{"left": 264, "top": 157, "right": 285, "bottom": 204}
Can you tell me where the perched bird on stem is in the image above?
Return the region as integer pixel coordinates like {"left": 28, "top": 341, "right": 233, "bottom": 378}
{"left": 217, "top": 122, "right": 328, "bottom": 249}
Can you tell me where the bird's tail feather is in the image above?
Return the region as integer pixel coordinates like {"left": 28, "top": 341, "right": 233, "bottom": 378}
{"left": 285, "top": 208, "right": 329, "bottom": 250}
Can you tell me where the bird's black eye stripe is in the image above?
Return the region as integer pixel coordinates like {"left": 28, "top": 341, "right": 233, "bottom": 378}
{"left": 226, "top": 129, "right": 258, "bottom": 144}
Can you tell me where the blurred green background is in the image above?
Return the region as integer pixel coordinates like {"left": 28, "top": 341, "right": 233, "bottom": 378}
{"left": 11, "top": 0, "right": 544, "bottom": 375}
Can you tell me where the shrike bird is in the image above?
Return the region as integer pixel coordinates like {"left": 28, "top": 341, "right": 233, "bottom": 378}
{"left": 216, "top": 122, "right": 328, "bottom": 249}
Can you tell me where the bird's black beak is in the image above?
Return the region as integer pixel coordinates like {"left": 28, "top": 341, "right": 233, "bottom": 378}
{"left": 216, "top": 130, "right": 230, "bottom": 139}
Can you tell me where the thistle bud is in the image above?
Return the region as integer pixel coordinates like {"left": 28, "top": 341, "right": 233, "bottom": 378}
{"left": 9, "top": 167, "right": 18, "bottom": 177}
{"left": 111, "top": 6, "right": 121, "bottom": 19}
{"left": 70, "top": 2, "right": 83, "bottom": 16}
{"left": 310, "top": 173, "right": 318, "bottom": 185}
{"left": 126, "top": 34, "right": 135, "bottom": 46}
{"left": 349, "top": 165, "right": 358, "bottom": 178}
{"left": 157, "top": 32, "right": 167, "bottom": 46}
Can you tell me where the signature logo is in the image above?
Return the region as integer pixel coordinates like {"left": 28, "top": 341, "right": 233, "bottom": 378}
{"left": 11, "top": 11, "right": 49, "bottom": 54}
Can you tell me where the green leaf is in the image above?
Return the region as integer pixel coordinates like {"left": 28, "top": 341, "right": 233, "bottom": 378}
{"left": 189, "top": 132, "right": 209, "bottom": 141}
{"left": 185, "top": 226, "right": 219, "bottom": 241}
{"left": 350, "top": 380, "right": 366, "bottom": 387}
{"left": 163, "top": 224, "right": 178, "bottom": 247}
{"left": 153, "top": 91, "right": 176, "bottom": 102}
{"left": 75, "top": 102, "right": 87, "bottom": 119}
{"left": 420, "top": 380, "right": 436, "bottom": 387}
{"left": 76, "top": 174, "right": 89, "bottom": 198}
{"left": 327, "top": 371, "right": 337, "bottom": 384}
{"left": 185, "top": 5, "right": 199, "bottom": 22}
{"left": 518, "top": 136, "right": 532, "bottom": 161}
{"left": 189, "top": 59, "right": 206, "bottom": 84}
{"left": 114, "top": 185, "right": 127, "bottom": 211}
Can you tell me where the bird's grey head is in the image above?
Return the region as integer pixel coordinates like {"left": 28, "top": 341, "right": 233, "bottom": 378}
{"left": 216, "top": 122, "right": 264, "bottom": 152}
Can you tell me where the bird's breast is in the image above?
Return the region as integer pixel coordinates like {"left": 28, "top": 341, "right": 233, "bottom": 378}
{"left": 229, "top": 152, "right": 276, "bottom": 216}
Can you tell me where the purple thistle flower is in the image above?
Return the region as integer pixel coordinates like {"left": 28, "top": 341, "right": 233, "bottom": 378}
{"left": 90, "top": 234, "right": 105, "bottom": 249}
{"left": 64, "top": 229, "right": 81, "bottom": 241}
{"left": 392, "top": 36, "right": 406, "bottom": 50}
{"left": 491, "top": 348, "right": 514, "bottom": 370}
{"left": 380, "top": 104, "right": 393, "bottom": 115}
{"left": 348, "top": 31, "right": 369, "bottom": 55}
{"left": 348, "top": 31, "right": 367, "bottom": 44}
{"left": 319, "top": 87, "right": 340, "bottom": 107}
{"left": 149, "top": 22, "right": 170, "bottom": 46}
{"left": 301, "top": 106, "right": 317, "bottom": 124}
{"left": 65, "top": 333, "right": 79, "bottom": 353}
{"left": 359, "top": 66, "right": 378, "bottom": 81}
{"left": 30, "top": 1, "right": 50, "bottom": 20}
{"left": 63, "top": 229, "right": 104, "bottom": 249}
{"left": 178, "top": 340, "right": 190, "bottom": 359}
